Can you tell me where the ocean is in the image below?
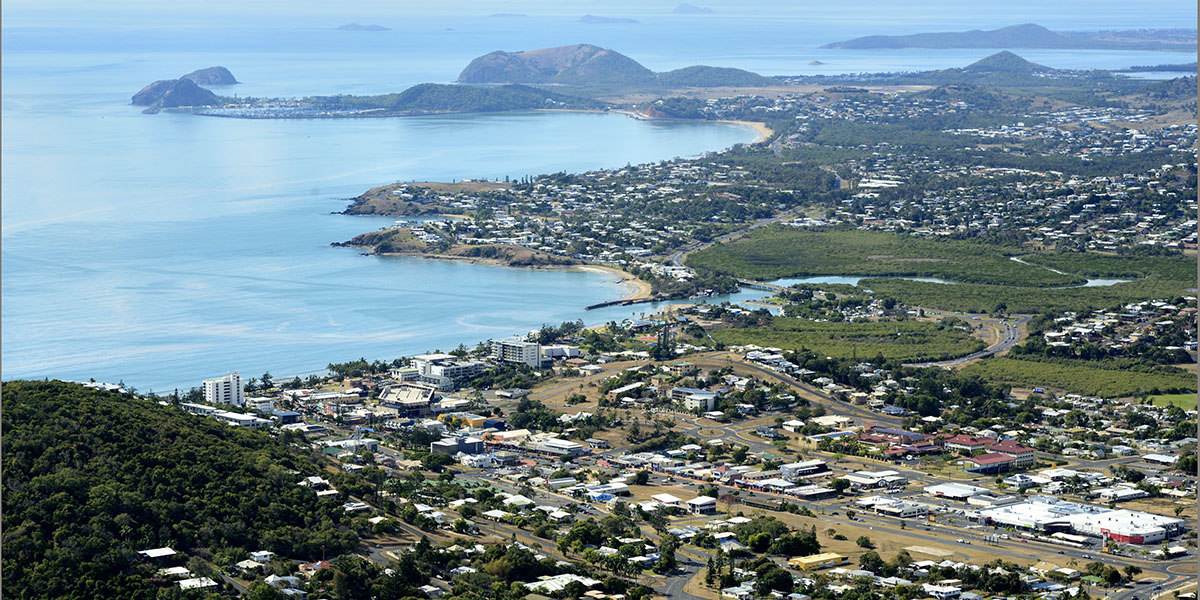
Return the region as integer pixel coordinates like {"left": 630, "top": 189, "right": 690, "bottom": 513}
{"left": 2, "top": 1, "right": 1195, "bottom": 391}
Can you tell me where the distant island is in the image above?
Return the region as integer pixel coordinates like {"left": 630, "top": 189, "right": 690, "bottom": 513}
{"left": 335, "top": 23, "right": 390, "bottom": 31}
{"left": 457, "top": 44, "right": 775, "bottom": 89}
{"left": 673, "top": 3, "right": 714, "bottom": 14}
{"left": 823, "top": 23, "right": 1196, "bottom": 52}
{"left": 131, "top": 67, "right": 236, "bottom": 112}
{"left": 579, "top": 15, "right": 638, "bottom": 24}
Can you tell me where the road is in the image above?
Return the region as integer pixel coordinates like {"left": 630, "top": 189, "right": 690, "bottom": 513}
{"left": 904, "top": 313, "right": 1031, "bottom": 368}
{"left": 668, "top": 207, "right": 805, "bottom": 267}
{"left": 685, "top": 352, "right": 905, "bottom": 427}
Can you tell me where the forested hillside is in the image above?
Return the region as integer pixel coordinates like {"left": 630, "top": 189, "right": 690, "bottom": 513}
{"left": 1, "top": 380, "right": 361, "bottom": 600}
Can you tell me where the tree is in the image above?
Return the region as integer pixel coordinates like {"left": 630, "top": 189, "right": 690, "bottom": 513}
{"left": 756, "top": 568, "right": 794, "bottom": 594}
{"left": 1102, "top": 566, "right": 1123, "bottom": 586}
{"left": 420, "top": 452, "right": 453, "bottom": 472}
{"left": 632, "top": 470, "right": 650, "bottom": 485}
{"left": 1122, "top": 565, "right": 1141, "bottom": 581}
{"left": 248, "top": 584, "right": 285, "bottom": 600}
{"left": 731, "top": 445, "right": 749, "bottom": 463}
{"left": 856, "top": 535, "right": 874, "bottom": 549}
{"left": 858, "top": 551, "right": 885, "bottom": 574}
{"left": 830, "top": 478, "right": 851, "bottom": 492}
{"left": 261, "top": 372, "right": 273, "bottom": 389}
{"left": 748, "top": 532, "right": 772, "bottom": 553}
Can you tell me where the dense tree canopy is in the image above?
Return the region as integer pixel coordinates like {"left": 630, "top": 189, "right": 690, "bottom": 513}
{"left": 2, "top": 381, "right": 363, "bottom": 600}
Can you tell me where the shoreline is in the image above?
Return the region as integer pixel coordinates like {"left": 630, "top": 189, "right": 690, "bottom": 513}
{"left": 721, "top": 119, "right": 774, "bottom": 143}
{"left": 363, "top": 249, "right": 653, "bottom": 302}
{"left": 573, "top": 265, "right": 655, "bottom": 301}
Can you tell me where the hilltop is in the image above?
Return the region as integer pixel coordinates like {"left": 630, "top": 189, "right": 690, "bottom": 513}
{"left": 180, "top": 66, "right": 238, "bottom": 85}
{"left": 963, "top": 51, "right": 1053, "bottom": 74}
{"left": 459, "top": 44, "right": 657, "bottom": 86}
{"left": 823, "top": 23, "right": 1195, "bottom": 51}
{"left": 131, "top": 78, "right": 219, "bottom": 111}
{"left": 458, "top": 44, "right": 774, "bottom": 90}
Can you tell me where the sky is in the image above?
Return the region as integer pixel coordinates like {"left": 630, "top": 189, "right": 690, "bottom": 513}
{"left": 2, "top": 0, "right": 1196, "bottom": 31}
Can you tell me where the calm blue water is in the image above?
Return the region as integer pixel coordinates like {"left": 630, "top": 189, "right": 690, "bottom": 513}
{"left": 2, "top": 1, "right": 1194, "bottom": 391}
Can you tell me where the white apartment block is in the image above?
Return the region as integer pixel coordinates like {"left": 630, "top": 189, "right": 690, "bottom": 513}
{"left": 203, "top": 371, "right": 245, "bottom": 407}
{"left": 491, "top": 338, "right": 543, "bottom": 368}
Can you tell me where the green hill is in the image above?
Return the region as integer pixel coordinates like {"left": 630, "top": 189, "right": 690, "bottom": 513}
{"left": 131, "top": 78, "right": 218, "bottom": 108}
{"left": 1, "top": 380, "right": 363, "bottom": 600}
{"left": 458, "top": 44, "right": 657, "bottom": 86}
{"left": 457, "top": 44, "right": 775, "bottom": 90}
{"left": 390, "top": 82, "right": 601, "bottom": 112}
{"left": 963, "top": 51, "right": 1052, "bottom": 74}
{"left": 657, "top": 65, "right": 776, "bottom": 87}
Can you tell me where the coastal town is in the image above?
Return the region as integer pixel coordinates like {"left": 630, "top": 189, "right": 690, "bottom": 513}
{"left": 4, "top": 20, "right": 1198, "bottom": 600}
{"left": 105, "top": 307, "right": 1195, "bottom": 600}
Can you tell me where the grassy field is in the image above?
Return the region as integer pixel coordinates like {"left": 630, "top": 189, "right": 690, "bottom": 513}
{"left": 710, "top": 317, "right": 986, "bottom": 362}
{"left": 1148, "top": 393, "right": 1198, "bottom": 409}
{"left": 686, "top": 229, "right": 1081, "bottom": 286}
{"left": 962, "top": 357, "right": 1196, "bottom": 397}
{"left": 1022, "top": 252, "right": 1197, "bottom": 280}
{"left": 863, "top": 277, "right": 1194, "bottom": 314}
{"left": 686, "top": 229, "right": 1195, "bottom": 313}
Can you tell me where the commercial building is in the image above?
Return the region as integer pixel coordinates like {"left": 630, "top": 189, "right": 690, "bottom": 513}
{"left": 789, "top": 553, "right": 846, "bottom": 571}
{"left": 529, "top": 437, "right": 589, "bottom": 456}
{"left": 941, "top": 434, "right": 994, "bottom": 453}
{"left": 924, "top": 483, "right": 988, "bottom": 501}
{"left": 873, "top": 500, "right": 929, "bottom": 518}
{"left": 987, "top": 439, "right": 1036, "bottom": 467}
{"left": 431, "top": 436, "right": 485, "bottom": 456}
{"left": 858, "top": 425, "right": 926, "bottom": 446}
{"left": 674, "top": 387, "right": 719, "bottom": 412}
{"left": 1070, "top": 509, "right": 1185, "bottom": 544}
{"left": 203, "top": 372, "right": 245, "bottom": 407}
{"left": 213, "top": 410, "right": 271, "bottom": 428}
{"left": 844, "top": 470, "right": 907, "bottom": 489}
{"left": 607, "top": 382, "right": 645, "bottom": 402}
{"left": 491, "top": 338, "right": 543, "bottom": 368}
{"left": 780, "top": 460, "right": 829, "bottom": 480}
{"left": 541, "top": 345, "right": 582, "bottom": 360}
{"left": 973, "top": 496, "right": 1186, "bottom": 544}
{"left": 956, "top": 452, "right": 1017, "bottom": 474}
{"left": 408, "top": 354, "right": 486, "bottom": 391}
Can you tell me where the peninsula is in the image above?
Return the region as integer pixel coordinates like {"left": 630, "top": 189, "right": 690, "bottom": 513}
{"left": 131, "top": 44, "right": 781, "bottom": 118}
{"left": 334, "top": 227, "right": 583, "bottom": 269}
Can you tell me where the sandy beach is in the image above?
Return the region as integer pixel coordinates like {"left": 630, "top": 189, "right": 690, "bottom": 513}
{"left": 722, "top": 119, "right": 774, "bottom": 143}
{"left": 576, "top": 265, "right": 655, "bottom": 301}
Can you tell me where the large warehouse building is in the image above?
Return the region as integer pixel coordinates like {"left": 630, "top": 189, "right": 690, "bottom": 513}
{"left": 973, "top": 496, "right": 1185, "bottom": 544}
